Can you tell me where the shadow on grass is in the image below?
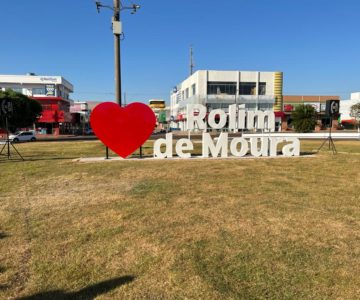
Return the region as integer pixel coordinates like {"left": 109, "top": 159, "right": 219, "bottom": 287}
{"left": 0, "top": 232, "right": 9, "bottom": 239}
{"left": 300, "top": 151, "right": 317, "bottom": 156}
{"left": 0, "top": 158, "right": 25, "bottom": 163}
{"left": 16, "top": 275, "right": 135, "bottom": 300}
{"left": 23, "top": 156, "right": 79, "bottom": 162}
{"left": 0, "top": 156, "right": 79, "bottom": 163}
{"left": 0, "top": 266, "right": 7, "bottom": 290}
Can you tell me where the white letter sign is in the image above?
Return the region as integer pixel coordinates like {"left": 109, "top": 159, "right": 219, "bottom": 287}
{"left": 187, "top": 104, "right": 206, "bottom": 131}
{"left": 152, "top": 104, "right": 301, "bottom": 159}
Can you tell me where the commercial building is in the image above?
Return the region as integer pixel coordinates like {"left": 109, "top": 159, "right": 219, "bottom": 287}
{"left": 0, "top": 73, "right": 74, "bottom": 134}
{"left": 149, "top": 99, "right": 170, "bottom": 131}
{"left": 339, "top": 92, "right": 360, "bottom": 127}
{"left": 282, "top": 95, "right": 341, "bottom": 130}
{"left": 170, "top": 70, "right": 284, "bottom": 131}
{"left": 70, "top": 101, "right": 91, "bottom": 134}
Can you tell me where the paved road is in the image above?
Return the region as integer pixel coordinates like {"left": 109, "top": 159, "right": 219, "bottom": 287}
{"left": 1, "top": 131, "right": 359, "bottom": 143}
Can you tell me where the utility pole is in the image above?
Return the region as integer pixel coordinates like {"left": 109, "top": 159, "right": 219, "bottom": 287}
{"left": 95, "top": 0, "right": 140, "bottom": 159}
{"left": 95, "top": 0, "right": 140, "bottom": 107}
{"left": 189, "top": 45, "right": 194, "bottom": 76}
{"left": 113, "top": 0, "right": 121, "bottom": 106}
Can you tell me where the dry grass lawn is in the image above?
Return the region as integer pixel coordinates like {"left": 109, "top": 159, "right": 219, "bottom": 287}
{"left": 0, "top": 140, "right": 360, "bottom": 299}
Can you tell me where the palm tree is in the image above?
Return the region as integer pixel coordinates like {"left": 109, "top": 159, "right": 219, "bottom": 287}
{"left": 292, "top": 104, "right": 317, "bottom": 133}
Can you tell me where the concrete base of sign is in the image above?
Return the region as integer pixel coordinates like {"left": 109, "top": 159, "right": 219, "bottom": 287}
{"left": 74, "top": 154, "right": 315, "bottom": 163}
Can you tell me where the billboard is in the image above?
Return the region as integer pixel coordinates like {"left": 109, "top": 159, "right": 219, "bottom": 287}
{"left": 45, "top": 84, "right": 56, "bottom": 96}
{"left": 158, "top": 111, "right": 167, "bottom": 123}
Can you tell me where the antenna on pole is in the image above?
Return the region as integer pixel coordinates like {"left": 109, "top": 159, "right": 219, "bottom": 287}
{"left": 189, "top": 45, "right": 194, "bottom": 76}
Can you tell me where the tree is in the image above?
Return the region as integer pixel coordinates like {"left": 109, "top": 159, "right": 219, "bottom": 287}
{"left": 292, "top": 104, "right": 317, "bottom": 133}
{"left": 0, "top": 89, "right": 42, "bottom": 132}
{"left": 350, "top": 102, "right": 360, "bottom": 132}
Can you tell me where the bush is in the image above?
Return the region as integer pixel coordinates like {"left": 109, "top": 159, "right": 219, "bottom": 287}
{"left": 292, "top": 104, "right": 317, "bottom": 133}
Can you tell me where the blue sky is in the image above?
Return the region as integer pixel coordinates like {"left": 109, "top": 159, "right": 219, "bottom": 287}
{"left": 1, "top": 0, "right": 359, "bottom": 103}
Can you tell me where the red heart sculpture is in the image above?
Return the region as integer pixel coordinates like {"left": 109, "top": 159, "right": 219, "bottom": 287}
{"left": 90, "top": 102, "right": 156, "bottom": 158}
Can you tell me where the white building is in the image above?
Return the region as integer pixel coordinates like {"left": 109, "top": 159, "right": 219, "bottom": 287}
{"left": 170, "top": 70, "right": 283, "bottom": 131}
{"left": 0, "top": 73, "right": 73, "bottom": 99}
{"left": 340, "top": 92, "right": 360, "bottom": 124}
{"left": 0, "top": 73, "right": 74, "bottom": 134}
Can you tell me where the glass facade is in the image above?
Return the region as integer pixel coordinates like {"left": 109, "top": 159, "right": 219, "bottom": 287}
{"left": 258, "top": 82, "right": 266, "bottom": 95}
{"left": 32, "top": 87, "right": 46, "bottom": 95}
{"left": 207, "top": 82, "right": 237, "bottom": 95}
{"left": 239, "top": 82, "right": 256, "bottom": 95}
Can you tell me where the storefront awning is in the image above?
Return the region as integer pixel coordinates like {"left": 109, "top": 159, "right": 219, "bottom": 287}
{"left": 274, "top": 112, "right": 286, "bottom": 118}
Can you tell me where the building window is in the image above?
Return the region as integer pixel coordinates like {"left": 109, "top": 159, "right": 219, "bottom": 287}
{"left": 258, "top": 103, "right": 272, "bottom": 110}
{"left": 239, "top": 82, "right": 256, "bottom": 95}
{"left": 258, "top": 82, "right": 266, "bottom": 95}
{"left": 9, "top": 87, "right": 23, "bottom": 94}
{"left": 192, "top": 84, "right": 196, "bottom": 95}
{"left": 182, "top": 91, "right": 185, "bottom": 100}
{"left": 207, "top": 82, "right": 236, "bottom": 95}
{"left": 185, "top": 88, "right": 189, "bottom": 99}
{"left": 32, "top": 87, "right": 46, "bottom": 95}
{"left": 208, "top": 103, "right": 228, "bottom": 110}
{"left": 245, "top": 103, "right": 257, "bottom": 110}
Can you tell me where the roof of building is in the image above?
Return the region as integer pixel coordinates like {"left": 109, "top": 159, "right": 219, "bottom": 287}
{"left": 283, "top": 95, "right": 340, "bottom": 103}
{"left": 0, "top": 74, "right": 74, "bottom": 92}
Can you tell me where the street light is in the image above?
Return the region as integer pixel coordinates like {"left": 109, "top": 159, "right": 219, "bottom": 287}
{"left": 95, "top": 0, "right": 140, "bottom": 107}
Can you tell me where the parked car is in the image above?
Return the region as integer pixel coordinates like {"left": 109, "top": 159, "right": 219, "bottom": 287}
{"left": 85, "top": 128, "right": 94, "bottom": 135}
{"left": 152, "top": 129, "right": 167, "bottom": 135}
{"left": 9, "top": 131, "right": 36, "bottom": 142}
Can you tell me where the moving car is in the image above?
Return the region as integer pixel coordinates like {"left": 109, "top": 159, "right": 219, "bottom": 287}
{"left": 9, "top": 131, "right": 36, "bottom": 142}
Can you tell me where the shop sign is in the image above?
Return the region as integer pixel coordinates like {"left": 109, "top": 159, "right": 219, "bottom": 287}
{"left": 283, "top": 104, "right": 294, "bottom": 112}
{"left": 40, "top": 77, "right": 58, "bottom": 83}
{"left": 91, "top": 103, "right": 300, "bottom": 159}
{"left": 45, "top": 84, "right": 56, "bottom": 96}
{"left": 158, "top": 111, "right": 167, "bottom": 123}
{"left": 177, "top": 114, "right": 184, "bottom": 121}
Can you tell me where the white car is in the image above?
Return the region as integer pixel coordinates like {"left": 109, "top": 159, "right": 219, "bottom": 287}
{"left": 9, "top": 131, "right": 36, "bottom": 142}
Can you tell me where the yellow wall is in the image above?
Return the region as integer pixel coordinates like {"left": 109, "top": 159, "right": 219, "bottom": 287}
{"left": 273, "top": 72, "right": 283, "bottom": 112}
